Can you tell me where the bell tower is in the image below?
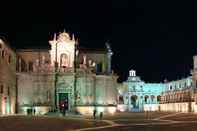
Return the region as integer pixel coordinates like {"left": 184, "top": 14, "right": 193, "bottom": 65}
{"left": 129, "top": 69, "right": 136, "bottom": 77}
{"left": 49, "top": 31, "right": 76, "bottom": 68}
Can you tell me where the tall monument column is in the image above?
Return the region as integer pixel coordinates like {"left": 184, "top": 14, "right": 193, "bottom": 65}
{"left": 105, "top": 42, "right": 113, "bottom": 74}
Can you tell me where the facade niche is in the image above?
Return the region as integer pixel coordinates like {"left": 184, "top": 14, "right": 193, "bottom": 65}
{"left": 28, "top": 61, "right": 33, "bottom": 72}
{"left": 60, "top": 53, "right": 69, "bottom": 68}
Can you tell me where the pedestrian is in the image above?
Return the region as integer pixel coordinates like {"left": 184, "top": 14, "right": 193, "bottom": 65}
{"left": 33, "top": 108, "right": 36, "bottom": 115}
{"left": 99, "top": 112, "right": 103, "bottom": 120}
{"left": 63, "top": 108, "right": 66, "bottom": 116}
{"left": 93, "top": 109, "right": 97, "bottom": 120}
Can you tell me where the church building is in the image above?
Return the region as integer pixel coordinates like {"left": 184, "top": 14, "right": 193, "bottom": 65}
{"left": 0, "top": 31, "right": 118, "bottom": 115}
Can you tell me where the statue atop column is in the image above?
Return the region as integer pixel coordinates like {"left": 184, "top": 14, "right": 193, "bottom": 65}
{"left": 105, "top": 41, "right": 113, "bottom": 74}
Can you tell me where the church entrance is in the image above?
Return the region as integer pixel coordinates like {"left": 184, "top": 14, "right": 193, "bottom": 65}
{"left": 130, "top": 95, "right": 140, "bottom": 112}
{"left": 58, "top": 93, "right": 69, "bottom": 112}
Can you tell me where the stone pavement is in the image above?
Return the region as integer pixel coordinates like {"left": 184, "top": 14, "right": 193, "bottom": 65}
{"left": 2, "top": 112, "right": 197, "bottom": 131}
{"left": 72, "top": 112, "right": 187, "bottom": 131}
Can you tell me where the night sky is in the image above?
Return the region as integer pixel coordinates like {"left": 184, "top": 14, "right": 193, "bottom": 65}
{"left": 1, "top": 0, "right": 197, "bottom": 82}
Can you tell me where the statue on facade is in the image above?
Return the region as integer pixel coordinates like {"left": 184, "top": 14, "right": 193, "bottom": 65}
{"left": 61, "top": 54, "right": 69, "bottom": 68}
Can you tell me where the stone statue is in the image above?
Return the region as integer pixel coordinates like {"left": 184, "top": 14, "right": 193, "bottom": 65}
{"left": 83, "top": 55, "right": 87, "bottom": 65}
{"left": 61, "top": 54, "right": 68, "bottom": 67}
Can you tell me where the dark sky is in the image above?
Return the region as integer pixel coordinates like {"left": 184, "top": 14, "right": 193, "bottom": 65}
{"left": 1, "top": 0, "right": 197, "bottom": 82}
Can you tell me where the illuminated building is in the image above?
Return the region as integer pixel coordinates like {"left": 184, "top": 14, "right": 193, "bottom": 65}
{"left": 117, "top": 70, "right": 165, "bottom": 112}
{"left": 0, "top": 38, "right": 16, "bottom": 115}
{"left": 15, "top": 31, "right": 118, "bottom": 115}
{"left": 117, "top": 69, "right": 195, "bottom": 112}
{"left": 2, "top": 31, "right": 197, "bottom": 115}
{"left": 160, "top": 77, "right": 193, "bottom": 112}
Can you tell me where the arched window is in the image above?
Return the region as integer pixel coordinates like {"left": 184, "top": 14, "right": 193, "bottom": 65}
{"left": 157, "top": 95, "right": 161, "bottom": 102}
{"left": 140, "top": 86, "right": 143, "bottom": 91}
{"left": 184, "top": 82, "right": 187, "bottom": 88}
{"left": 151, "top": 95, "right": 155, "bottom": 102}
{"left": 144, "top": 95, "right": 149, "bottom": 103}
{"left": 169, "top": 85, "right": 172, "bottom": 90}
{"left": 119, "top": 96, "right": 124, "bottom": 104}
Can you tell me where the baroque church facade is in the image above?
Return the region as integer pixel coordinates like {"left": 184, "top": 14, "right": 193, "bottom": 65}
{"left": 0, "top": 32, "right": 118, "bottom": 115}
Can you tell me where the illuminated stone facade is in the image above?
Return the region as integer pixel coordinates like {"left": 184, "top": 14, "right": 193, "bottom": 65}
{"left": 15, "top": 32, "right": 118, "bottom": 115}
{"left": 118, "top": 69, "right": 195, "bottom": 113}
{"left": 0, "top": 38, "right": 16, "bottom": 115}
{"left": 117, "top": 70, "right": 165, "bottom": 112}
{"left": 2, "top": 31, "right": 197, "bottom": 115}
{"left": 159, "top": 77, "right": 194, "bottom": 112}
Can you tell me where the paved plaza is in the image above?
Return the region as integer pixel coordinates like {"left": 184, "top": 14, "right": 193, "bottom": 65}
{"left": 1, "top": 112, "right": 197, "bottom": 131}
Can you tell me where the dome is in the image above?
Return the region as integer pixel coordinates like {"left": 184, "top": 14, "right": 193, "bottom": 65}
{"left": 58, "top": 32, "right": 70, "bottom": 42}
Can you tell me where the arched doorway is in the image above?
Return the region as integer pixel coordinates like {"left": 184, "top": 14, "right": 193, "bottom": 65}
{"left": 151, "top": 95, "right": 155, "bottom": 103}
{"left": 144, "top": 95, "right": 149, "bottom": 104}
{"left": 131, "top": 95, "right": 138, "bottom": 108}
{"left": 57, "top": 83, "right": 72, "bottom": 112}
